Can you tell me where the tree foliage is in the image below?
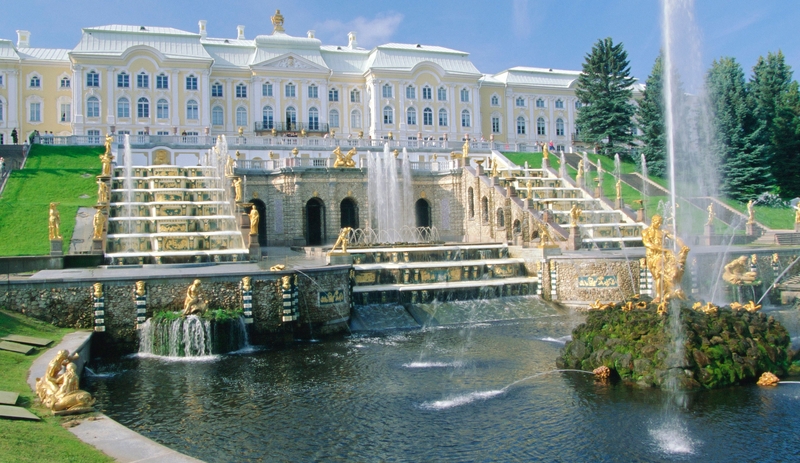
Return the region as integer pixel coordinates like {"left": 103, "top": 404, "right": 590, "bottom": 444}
{"left": 576, "top": 37, "right": 636, "bottom": 157}
{"left": 637, "top": 54, "right": 666, "bottom": 177}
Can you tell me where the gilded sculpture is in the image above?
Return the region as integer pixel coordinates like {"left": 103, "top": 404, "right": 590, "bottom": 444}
{"left": 92, "top": 282, "right": 103, "bottom": 298}
{"left": 747, "top": 200, "right": 755, "bottom": 225}
{"left": 36, "top": 349, "right": 95, "bottom": 413}
{"left": 542, "top": 142, "right": 550, "bottom": 161}
{"left": 333, "top": 146, "right": 357, "bottom": 168}
{"left": 271, "top": 9, "right": 285, "bottom": 33}
{"left": 242, "top": 276, "right": 252, "bottom": 292}
{"left": 706, "top": 203, "right": 715, "bottom": 226}
{"left": 795, "top": 206, "right": 800, "bottom": 224}
{"left": 249, "top": 207, "right": 260, "bottom": 235}
{"left": 92, "top": 208, "right": 106, "bottom": 239}
{"left": 232, "top": 177, "right": 243, "bottom": 202}
{"left": 462, "top": 140, "right": 470, "bottom": 158}
{"left": 104, "top": 132, "right": 114, "bottom": 155}
{"left": 281, "top": 275, "right": 292, "bottom": 290}
{"left": 99, "top": 135, "right": 114, "bottom": 177}
{"left": 225, "top": 155, "right": 235, "bottom": 177}
{"left": 182, "top": 279, "right": 208, "bottom": 316}
{"left": 48, "top": 202, "right": 62, "bottom": 240}
{"left": 526, "top": 180, "right": 533, "bottom": 199}
{"left": 330, "top": 227, "right": 353, "bottom": 253}
{"left": 576, "top": 159, "right": 584, "bottom": 182}
{"left": 722, "top": 256, "right": 759, "bottom": 285}
{"left": 569, "top": 204, "right": 582, "bottom": 227}
{"left": 135, "top": 280, "right": 146, "bottom": 297}
{"left": 642, "top": 214, "right": 689, "bottom": 302}
{"left": 97, "top": 180, "right": 109, "bottom": 204}
{"left": 615, "top": 180, "right": 622, "bottom": 200}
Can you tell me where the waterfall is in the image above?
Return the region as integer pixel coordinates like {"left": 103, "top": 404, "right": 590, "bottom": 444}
{"left": 122, "top": 135, "right": 134, "bottom": 251}
{"left": 401, "top": 148, "right": 415, "bottom": 240}
{"left": 139, "top": 315, "right": 249, "bottom": 357}
{"left": 366, "top": 143, "right": 415, "bottom": 243}
{"left": 582, "top": 152, "right": 590, "bottom": 189}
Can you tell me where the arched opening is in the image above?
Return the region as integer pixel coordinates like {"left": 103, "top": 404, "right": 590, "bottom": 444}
{"left": 481, "top": 197, "right": 489, "bottom": 224}
{"left": 305, "top": 198, "right": 325, "bottom": 245}
{"left": 496, "top": 208, "right": 505, "bottom": 228}
{"left": 513, "top": 219, "right": 521, "bottom": 235}
{"left": 415, "top": 199, "right": 431, "bottom": 228}
{"left": 250, "top": 198, "right": 267, "bottom": 246}
{"left": 468, "top": 187, "right": 474, "bottom": 218}
{"left": 340, "top": 198, "right": 359, "bottom": 229}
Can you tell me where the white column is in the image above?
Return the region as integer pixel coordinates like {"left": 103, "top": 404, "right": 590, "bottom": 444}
{"left": 249, "top": 75, "right": 257, "bottom": 134}
{"left": 201, "top": 70, "right": 210, "bottom": 128}
{"left": 505, "top": 90, "right": 513, "bottom": 142}
{"left": 106, "top": 67, "right": 115, "bottom": 125}
{"left": 300, "top": 79, "right": 308, "bottom": 131}
{"left": 548, "top": 99, "right": 555, "bottom": 141}
{"left": 225, "top": 78, "right": 233, "bottom": 132}
{"left": 274, "top": 79, "right": 281, "bottom": 130}
{"left": 7, "top": 70, "right": 18, "bottom": 129}
{"left": 449, "top": 84, "right": 456, "bottom": 140}
{"left": 171, "top": 69, "right": 180, "bottom": 127}
{"left": 398, "top": 80, "right": 406, "bottom": 135}
{"left": 369, "top": 78, "right": 379, "bottom": 138}
{"left": 320, "top": 80, "right": 328, "bottom": 133}
{"left": 472, "top": 86, "right": 480, "bottom": 138}
{"left": 72, "top": 65, "right": 84, "bottom": 130}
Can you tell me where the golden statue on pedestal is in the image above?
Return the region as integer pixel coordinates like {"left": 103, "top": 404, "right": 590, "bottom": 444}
{"left": 97, "top": 180, "right": 109, "bottom": 204}
{"left": 92, "top": 208, "right": 106, "bottom": 240}
{"left": 615, "top": 180, "right": 622, "bottom": 200}
{"left": 99, "top": 134, "right": 114, "bottom": 177}
{"left": 135, "top": 280, "right": 146, "bottom": 297}
{"left": 642, "top": 214, "right": 689, "bottom": 302}
{"left": 182, "top": 279, "right": 208, "bottom": 316}
{"left": 542, "top": 142, "right": 550, "bottom": 161}
{"left": 249, "top": 207, "right": 260, "bottom": 235}
{"left": 569, "top": 204, "right": 582, "bottom": 227}
{"left": 722, "top": 256, "right": 758, "bottom": 285}
{"left": 271, "top": 9, "right": 285, "bottom": 33}
{"left": 225, "top": 155, "right": 235, "bottom": 177}
{"left": 232, "top": 177, "right": 243, "bottom": 202}
{"left": 36, "top": 349, "right": 95, "bottom": 414}
{"left": 48, "top": 202, "right": 62, "bottom": 240}
{"left": 330, "top": 227, "right": 353, "bottom": 254}
{"left": 462, "top": 140, "right": 470, "bottom": 158}
{"left": 706, "top": 203, "right": 715, "bottom": 226}
{"left": 576, "top": 159, "right": 584, "bottom": 182}
{"left": 333, "top": 146, "right": 357, "bottom": 168}
{"left": 747, "top": 200, "right": 755, "bottom": 225}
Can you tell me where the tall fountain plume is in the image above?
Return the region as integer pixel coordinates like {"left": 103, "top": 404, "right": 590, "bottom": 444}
{"left": 122, "top": 135, "right": 134, "bottom": 252}
{"left": 640, "top": 153, "right": 649, "bottom": 218}
{"left": 367, "top": 144, "right": 415, "bottom": 243}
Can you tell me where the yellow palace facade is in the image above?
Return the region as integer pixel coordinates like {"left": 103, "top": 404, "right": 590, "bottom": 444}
{"left": 0, "top": 11, "right": 641, "bottom": 149}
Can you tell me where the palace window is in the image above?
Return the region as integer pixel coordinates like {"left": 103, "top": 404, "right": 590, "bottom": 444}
{"left": 156, "top": 73, "right": 169, "bottom": 90}
{"left": 351, "top": 110, "right": 361, "bottom": 128}
{"left": 383, "top": 106, "right": 393, "bottom": 124}
{"left": 423, "top": 107, "right": 433, "bottom": 126}
{"left": 212, "top": 82, "right": 223, "bottom": 97}
{"left": 86, "top": 96, "right": 100, "bottom": 118}
{"left": 87, "top": 130, "right": 100, "bottom": 144}
{"left": 60, "top": 77, "right": 70, "bottom": 88}
{"left": 329, "top": 109, "right": 340, "bottom": 128}
{"left": 555, "top": 99, "right": 564, "bottom": 109}
{"left": 186, "top": 100, "right": 199, "bottom": 120}
{"left": 308, "top": 107, "right": 319, "bottom": 131}
{"left": 491, "top": 116, "right": 501, "bottom": 133}
{"left": 60, "top": 103, "right": 70, "bottom": 122}
{"left": 156, "top": 99, "right": 169, "bottom": 119}
{"left": 236, "top": 107, "right": 248, "bottom": 127}
{"left": 438, "top": 108, "right": 448, "bottom": 126}
{"left": 407, "top": 107, "right": 417, "bottom": 125}
{"left": 29, "top": 102, "right": 41, "bottom": 121}
{"left": 556, "top": 118, "right": 565, "bottom": 136}
{"left": 212, "top": 106, "right": 223, "bottom": 126}
{"left": 137, "top": 73, "right": 149, "bottom": 89}
{"left": 0, "top": 101, "right": 3, "bottom": 121}
{"left": 186, "top": 75, "right": 198, "bottom": 91}
{"left": 308, "top": 84, "right": 318, "bottom": 99}
{"left": 262, "top": 106, "right": 274, "bottom": 128}
{"left": 537, "top": 117, "right": 546, "bottom": 135}
{"left": 137, "top": 97, "right": 149, "bottom": 118}
{"left": 382, "top": 84, "right": 393, "bottom": 98}
{"left": 0, "top": 75, "right": 3, "bottom": 86}
{"left": 235, "top": 83, "right": 247, "bottom": 98}
{"left": 285, "top": 83, "right": 296, "bottom": 98}
{"left": 517, "top": 116, "right": 526, "bottom": 135}
{"left": 460, "top": 88, "right": 469, "bottom": 103}
{"left": 86, "top": 71, "right": 100, "bottom": 88}
{"left": 422, "top": 86, "right": 432, "bottom": 100}
{"left": 516, "top": 97, "right": 525, "bottom": 107}
{"left": 406, "top": 85, "right": 416, "bottom": 99}
{"left": 117, "top": 72, "right": 129, "bottom": 88}
{"left": 437, "top": 87, "right": 447, "bottom": 101}
{"left": 490, "top": 95, "right": 499, "bottom": 106}
{"left": 30, "top": 76, "right": 41, "bottom": 88}
{"left": 285, "top": 107, "right": 297, "bottom": 128}
{"left": 350, "top": 89, "right": 360, "bottom": 103}
{"left": 461, "top": 109, "right": 471, "bottom": 128}
{"left": 328, "top": 88, "right": 339, "bottom": 102}
{"left": 262, "top": 82, "right": 273, "bottom": 97}
{"left": 535, "top": 98, "right": 545, "bottom": 108}
{"left": 117, "top": 97, "right": 130, "bottom": 118}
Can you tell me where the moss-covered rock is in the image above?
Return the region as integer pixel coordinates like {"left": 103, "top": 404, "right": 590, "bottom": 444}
{"left": 556, "top": 296, "right": 791, "bottom": 389}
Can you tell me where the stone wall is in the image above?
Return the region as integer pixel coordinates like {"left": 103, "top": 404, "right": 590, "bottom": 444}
{"left": 549, "top": 257, "right": 640, "bottom": 305}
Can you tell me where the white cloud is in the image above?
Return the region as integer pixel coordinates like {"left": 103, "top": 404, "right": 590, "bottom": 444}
{"left": 315, "top": 12, "right": 404, "bottom": 48}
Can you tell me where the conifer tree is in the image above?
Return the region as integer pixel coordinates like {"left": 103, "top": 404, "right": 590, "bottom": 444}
{"left": 575, "top": 37, "right": 636, "bottom": 157}
{"left": 637, "top": 54, "right": 666, "bottom": 177}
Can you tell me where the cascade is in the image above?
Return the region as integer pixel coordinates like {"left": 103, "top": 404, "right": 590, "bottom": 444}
{"left": 138, "top": 315, "right": 249, "bottom": 357}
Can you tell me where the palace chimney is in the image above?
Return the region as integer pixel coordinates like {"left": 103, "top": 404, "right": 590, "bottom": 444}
{"left": 237, "top": 25, "right": 245, "bottom": 40}
{"left": 348, "top": 31, "right": 357, "bottom": 49}
{"left": 16, "top": 30, "right": 30, "bottom": 48}
{"left": 198, "top": 20, "right": 207, "bottom": 39}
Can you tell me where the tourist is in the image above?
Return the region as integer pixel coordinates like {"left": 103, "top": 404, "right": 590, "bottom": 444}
{"left": 11, "top": 128, "right": 17, "bottom": 144}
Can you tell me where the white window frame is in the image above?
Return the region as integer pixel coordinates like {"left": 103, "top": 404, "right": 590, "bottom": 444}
{"left": 407, "top": 107, "right": 417, "bottom": 125}
{"left": 382, "top": 84, "right": 393, "bottom": 99}
{"left": 86, "top": 96, "right": 100, "bottom": 118}
{"left": 186, "top": 75, "right": 198, "bottom": 91}
{"left": 186, "top": 100, "right": 199, "bottom": 120}
{"left": 156, "top": 99, "right": 169, "bottom": 119}
{"left": 460, "top": 88, "right": 469, "bottom": 103}
{"left": 117, "top": 97, "right": 130, "bottom": 118}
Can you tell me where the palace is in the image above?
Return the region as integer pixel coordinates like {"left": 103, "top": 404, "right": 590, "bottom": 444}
{"left": 0, "top": 10, "right": 642, "bottom": 147}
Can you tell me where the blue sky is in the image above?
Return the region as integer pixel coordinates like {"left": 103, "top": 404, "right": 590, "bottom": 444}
{"left": 1, "top": 0, "right": 796, "bottom": 82}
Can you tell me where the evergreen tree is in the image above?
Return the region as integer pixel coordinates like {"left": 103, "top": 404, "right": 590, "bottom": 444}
{"left": 637, "top": 54, "right": 666, "bottom": 177}
{"left": 771, "top": 81, "right": 800, "bottom": 198}
{"left": 576, "top": 37, "right": 636, "bottom": 157}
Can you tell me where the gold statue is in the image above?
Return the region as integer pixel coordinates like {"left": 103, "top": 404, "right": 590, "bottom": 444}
{"left": 757, "top": 371, "right": 780, "bottom": 387}
{"left": 462, "top": 140, "right": 470, "bottom": 158}
{"left": 747, "top": 200, "right": 755, "bottom": 225}
{"left": 642, "top": 214, "right": 689, "bottom": 302}
{"left": 300, "top": 128, "right": 307, "bottom": 137}
{"left": 249, "top": 207, "right": 259, "bottom": 235}
{"left": 569, "top": 204, "right": 582, "bottom": 227}
{"left": 225, "top": 155, "right": 235, "bottom": 177}
{"left": 135, "top": 280, "right": 146, "bottom": 297}
{"left": 291, "top": 147, "right": 299, "bottom": 157}
{"left": 36, "top": 349, "right": 95, "bottom": 413}
{"left": 333, "top": 146, "right": 357, "bottom": 168}
{"left": 537, "top": 221, "right": 557, "bottom": 248}
{"left": 97, "top": 180, "right": 109, "bottom": 204}
{"left": 271, "top": 9, "right": 285, "bottom": 33}
{"left": 706, "top": 203, "right": 715, "bottom": 226}
{"left": 270, "top": 264, "right": 286, "bottom": 271}
{"left": 358, "top": 130, "right": 364, "bottom": 139}
{"left": 526, "top": 180, "right": 533, "bottom": 199}
{"left": 542, "top": 142, "right": 550, "bottom": 161}
{"left": 48, "top": 202, "right": 62, "bottom": 240}
{"left": 104, "top": 133, "right": 114, "bottom": 155}
{"left": 232, "top": 177, "right": 243, "bottom": 202}
{"left": 99, "top": 150, "right": 113, "bottom": 178}
{"left": 238, "top": 126, "right": 244, "bottom": 136}
{"left": 576, "top": 159, "right": 584, "bottom": 182}
{"left": 388, "top": 131, "right": 393, "bottom": 140}
{"left": 182, "top": 279, "right": 207, "bottom": 316}
{"left": 722, "top": 256, "right": 758, "bottom": 285}
{"left": 490, "top": 159, "right": 499, "bottom": 178}
{"left": 92, "top": 282, "right": 103, "bottom": 298}
{"left": 330, "top": 227, "right": 352, "bottom": 253}
{"left": 271, "top": 127, "right": 277, "bottom": 137}
{"left": 92, "top": 208, "right": 106, "bottom": 240}
{"left": 281, "top": 274, "right": 292, "bottom": 290}
{"left": 795, "top": 206, "right": 800, "bottom": 224}
{"left": 393, "top": 149, "right": 399, "bottom": 158}
{"left": 242, "top": 276, "right": 252, "bottom": 292}
{"left": 615, "top": 180, "right": 622, "bottom": 200}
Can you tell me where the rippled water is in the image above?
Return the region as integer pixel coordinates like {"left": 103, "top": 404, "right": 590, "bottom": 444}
{"left": 88, "top": 299, "right": 800, "bottom": 462}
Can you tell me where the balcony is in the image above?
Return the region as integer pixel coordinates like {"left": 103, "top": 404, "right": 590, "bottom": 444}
{"left": 254, "top": 122, "right": 330, "bottom": 133}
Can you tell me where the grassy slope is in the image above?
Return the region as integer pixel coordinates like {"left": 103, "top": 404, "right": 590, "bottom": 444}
{"left": 0, "top": 310, "right": 112, "bottom": 463}
{"left": 503, "top": 151, "right": 793, "bottom": 230}
{"left": 0, "top": 145, "right": 102, "bottom": 256}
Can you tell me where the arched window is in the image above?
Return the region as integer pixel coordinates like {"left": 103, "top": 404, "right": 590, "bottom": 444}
{"left": 286, "top": 106, "right": 297, "bottom": 129}
{"left": 329, "top": 109, "right": 340, "bottom": 128}
{"left": 537, "top": 117, "right": 546, "bottom": 135}
{"left": 29, "top": 75, "right": 41, "bottom": 88}
{"left": 438, "top": 108, "right": 448, "bottom": 126}
{"left": 461, "top": 109, "right": 471, "bottom": 128}
{"left": 517, "top": 116, "right": 526, "bottom": 135}
{"left": 308, "top": 107, "right": 319, "bottom": 131}
{"left": 328, "top": 87, "right": 338, "bottom": 102}
{"left": 137, "top": 97, "right": 149, "bottom": 118}
{"left": 496, "top": 208, "right": 505, "bottom": 228}
{"left": 262, "top": 106, "right": 273, "bottom": 128}
{"left": 555, "top": 99, "right": 564, "bottom": 109}
{"left": 186, "top": 100, "right": 199, "bottom": 120}
{"left": 212, "top": 82, "right": 223, "bottom": 97}
{"left": 212, "top": 106, "right": 224, "bottom": 126}
{"left": 556, "top": 118, "right": 565, "bottom": 136}
{"left": 86, "top": 96, "right": 100, "bottom": 118}
{"left": 156, "top": 73, "right": 168, "bottom": 89}
{"left": 383, "top": 106, "right": 393, "bottom": 124}
{"left": 407, "top": 107, "right": 417, "bottom": 125}
{"left": 285, "top": 83, "right": 296, "bottom": 98}
{"left": 236, "top": 107, "right": 248, "bottom": 127}
{"left": 423, "top": 107, "right": 433, "bottom": 126}
{"left": 117, "top": 72, "right": 129, "bottom": 88}
{"left": 156, "top": 99, "right": 169, "bottom": 119}
{"left": 515, "top": 97, "right": 525, "bottom": 107}
{"left": 468, "top": 187, "right": 474, "bottom": 218}
{"left": 481, "top": 197, "right": 489, "bottom": 223}
{"left": 117, "top": 97, "right": 130, "bottom": 118}
{"left": 513, "top": 219, "right": 521, "bottom": 235}
{"left": 307, "top": 84, "right": 318, "bottom": 99}
{"left": 351, "top": 109, "right": 361, "bottom": 128}
{"left": 437, "top": 87, "right": 447, "bottom": 101}
{"left": 460, "top": 88, "right": 469, "bottom": 102}
{"left": 185, "top": 75, "right": 198, "bottom": 90}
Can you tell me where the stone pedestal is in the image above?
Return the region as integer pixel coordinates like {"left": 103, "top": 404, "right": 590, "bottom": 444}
{"left": 327, "top": 251, "right": 353, "bottom": 265}
{"left": 542, "top": 158, "right": 549, "bottom": 170}
{"left": 491, "top": 176, "right": 499, "bottom": 186}
{"left": 92, "top": 238, "right": 104, "bottom": 254}
{"left": 248, "top": 238, "right": 261, "bottom": 262}
{"left": 636, "top": 209, "right": 645, "bottom": 223}
{"left": 506, "top": 183, "right": 516, "bottom": 197}
{"left": 523, "top": 198, "right": 533, "bottom": 210}
{"left": 746, "top": 222, "right": 757, "bottom": 236}
{"left": 594, "top": 186, "right": 603, "bottom": 198}
{"left": 704, "top": 224, "right": 714, "bottom": 246}
{"left": 795, "top": 222, "right": 800, "bottom": 233}
{"left": 615, "top": 198, "right": 624, "bottom": 209}
{"left": 567, "top": 225, "right": 581, "bottom": 251}
{"left": 542, "top": 209, "right": 553, "bottom": 223}
{"left": 50, "top": 239, "right": 63, "bottom": 256}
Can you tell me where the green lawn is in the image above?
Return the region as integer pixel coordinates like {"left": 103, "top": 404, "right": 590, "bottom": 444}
{"left": 0, "top": 310, "right": 112, "bottom": 462}
{"left": 0, "top": 145, "right": 102, "bottom": 256}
